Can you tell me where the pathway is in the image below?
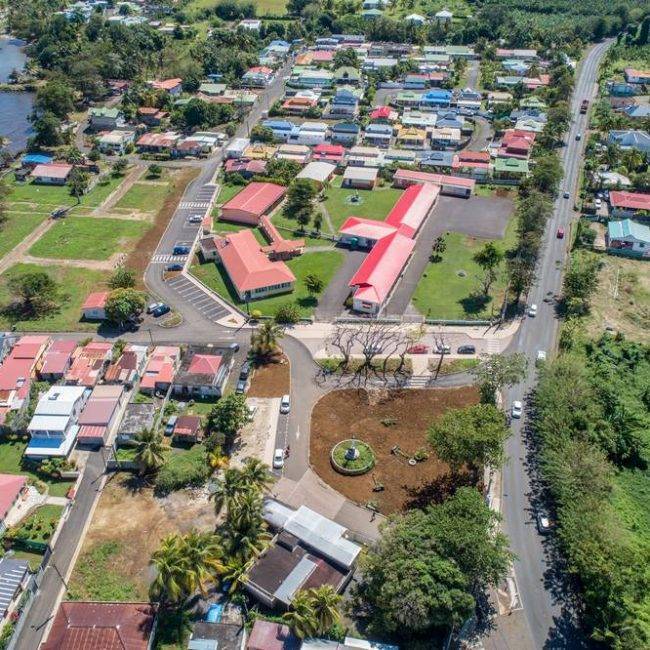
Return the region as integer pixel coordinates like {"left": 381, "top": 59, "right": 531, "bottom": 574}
{"left": 20, "top": 253, "right": 124, "bottom": 271}
{"left": 0, "top": 218, "right": 55, "bottom": 274}
{"left": 316, "top": 202, "right": 336, "bottom": 236}
{"left": 92, "top": 166, "right": 145, "bottom": 215}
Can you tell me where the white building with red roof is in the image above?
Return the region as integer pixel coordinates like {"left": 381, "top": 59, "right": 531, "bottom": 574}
{"left": 609, "top": 190, "right": 650, "bottom": 217}
{"left": 498, "top": 129, "right": 536, "bottom": 159}
{"left": 624, "top": 68, "right": 650, "bottom": 85}
{"left": 139, "top": 346, "right": 180, "bottom": 395}
{"left": 172, "top": 346, "right": 234, "bottom": 398}
{"left": 0, "top": 474, "right": 27, "bottom": 533}
{"left": 39, "top": 339, "right": 78, "bottom": 381}
{"left": 30, "top": 163, "right": 73, "bottom": 185}
{"left": 149, "top": 77, "right": 183, "bottom": 94}
{"left": 64, "top": 341, "right": 112, "bottom": 388}
{"left": 385, "top": 183, "right": 440, "bottom": 238}
{"left": 81, "top": 291, "right": 109, "bottom": 321}
{"left": 219, "top": 182, "right": 286, "bottom": 225}
{"left": 393, "top": 168, "right": 475, "bottom": 198}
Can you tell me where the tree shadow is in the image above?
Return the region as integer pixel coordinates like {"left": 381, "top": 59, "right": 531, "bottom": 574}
{"left": 402, "top": 471, "right": 477, "bottom": 510}
{"left": 0, "top": 300, "right": 62, "bottom": 324}
{"left": 459, "top": 293, "right": 492, "bottom": 316}
{"left": 297, "top": 295, "right": 317, "bottom": 308}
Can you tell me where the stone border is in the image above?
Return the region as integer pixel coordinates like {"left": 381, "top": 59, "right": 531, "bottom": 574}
{"left": 330, "top": 440, "right": 375, "bottom": 476}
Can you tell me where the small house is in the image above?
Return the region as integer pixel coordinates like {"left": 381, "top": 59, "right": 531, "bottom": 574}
{"left": 172, "top": 415, "right": 203, "bottom": 444}
{"left": 81, "top": 291, "right": 109, "bottom": 321}
{"left": 39, "top": 339, "right": 78, "bottom": 381}
{"left": 98, "top": 130, "right": 135, "bottom": 155}
{"left": 342, "top": 166, "right": 378, "bottom": 189}
{"left": 172, "top": 346, "right": 233, "bottom": 398}
{"left": 150, "top": 78, "right": 183, "bottom": 95}
{"left": 606, "top": 219, "right": 650, "bottom": 259}
{"left": 88, "top": 106, "right": 124, "bottom": 131}
{"left": 0, "top": 474, "right": 28, "bottom": 533}
{"left": 30, "top": 163, "right": 73, "bottom": 185}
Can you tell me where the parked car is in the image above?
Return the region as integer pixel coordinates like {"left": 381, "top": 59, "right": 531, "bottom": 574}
{"left": 239, "top": 361, "right": 251, "bottom": 380}
{"left": 235, "top": 379, "right": 247, "bottom": 394}
{"left": 166, "top": 264, "right": 183, "bottom": 272}
{"left": 229, "top": 342, "right": 240, "bottom": 352}
{"left": 536, "top": 511, "right": 552, "bottom": 534}
{"left": 528, "top": 304, "right": 538, "bottom": 317}
{"left": 434, "top": 343, "right": 451, "bottom": 354}
{"left": 273, "top": 448, "right": 285, "bottom": 469}
{"left": 511, "top": 400, "right": 523, "bottom": 418}
{"left": 594, "top": 198, "right": 602, "bottom": 209}
{"left": 188, "top": 215, "right": 202, "bottom": 223}
{"left": 406, "top": 344, "right": 429, "bottom": 354}
{"left": 575, "top": 132, "right": 582, "bottom": 141}
{"left": 563, "top": 191, "right": 570, "bottom": 199}
{"left": 280, "top": 394, "right": 291, "bottom": 414}
{"left": 147, "top": 301, "right": 164, "bottom": 314}
{"left": 173, "top": 244, "right": 191, "bottom": 255}
{"left": 152, "top": 304, "right": 171, "bottom": 318}
{"left": 363, "top": 345, "right": 383, "bottom": 356}
{"left": 556, "top": 227, "right": 565, "bottom": 239}
{"left": 164, "top": 415, "right": 177, "bottom": 436}
{"left": 457, "top": 345, "right": 476, "bottom": 355}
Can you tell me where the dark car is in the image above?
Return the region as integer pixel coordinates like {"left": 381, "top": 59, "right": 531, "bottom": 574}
{"left": 239, "top": 361, "right": 251, "bottom": 380}
{"left": 457, "top": 345, "right": 476, "bottom": 355}
{"left": 152, "top": 304, "right": 171, "bottom": 318}
{"left": 166, "top": 264, "right": 183, "bottom": 272}
{"left": 172, "top": 245, "right": 191, "bottom": 255}
{"left": 556, "top": 227, "right": 565, "bottom": 239}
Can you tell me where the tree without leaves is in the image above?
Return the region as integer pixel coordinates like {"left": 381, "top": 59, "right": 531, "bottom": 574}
{"left": 430, "top": 235, "right": 447, "bottom": 262}
{"left": 471, "top": 352, "right": 528, "bottom": 404}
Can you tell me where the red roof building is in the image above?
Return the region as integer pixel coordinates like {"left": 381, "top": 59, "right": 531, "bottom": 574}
{"left": 338, "top": 216, "right": 398, "bottom": 246}
{"left": 81, "top": 291, "right": 109, "bottom": 321}
{"left": 385, "top": 183, "right": 440, "bottom": 238}
{"left": 247, "top": 620, "right": 300, "bottom": 650}
{"left": 140, "top": 346, "right": 180, "bottom": 394}
{"left": 39, "top": 339, "right": 78, "bottom": 380}
{"left": 609, "top": 190, "right": 650, "bottom": 215}
{"left": 499, "top": 129, "right": 536, "bottom": 158}
{"left": 224, "top": 159, "right": 268, "bottom": 178}
{"left": 282, "top": 96, "right": 318, "bottom": 113}
{"left": 64, "top": 342, "right": 112, "bottom": 388}
{"left": 311, "top": 143, "right": 345, "bottom": 164}
{"left": 214, "top": 229, "right": 295, "bottom": 300}
{"left": 370, "top": 105, "right": 398, "bottom": 122}
{"left": 172, "top": 415, "right": 203, "bottom": 443}
{"left": 0, "top": 474, "right": 27, "bottom": 524}
{"left": 220, "top": 182, "right": 287, "bottom": 225}
{"left": 151, "top": 78, "right": 183, "bottom": 93}
{"left": 393, "top": 168, "right": 475, "bottom": 197}
{"left": 30, "top": 163, "right": 73, "bottom": 185}
{"left": 259, "top": 215, "right": 305, "bottom": 259}
{"left": 136, "top": 132, "right": 180, "bottom": 152}
{"left": 41, "top": 601, "right": 157, "bottom": 650}
{"left": 349, "top": 232, "right": 415, "bottom": 314}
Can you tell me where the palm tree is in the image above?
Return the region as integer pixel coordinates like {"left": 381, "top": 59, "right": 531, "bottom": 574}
{"left": 182, "top": 530, "right": 225, "bottom": 595}
{"left": 250, "top": 321, "right": 284, "bottom": 362}
{"left": 240, "top": 457, "right": 274, "bottom": 493}
{"left": 220, "top": 556, "right": 255, "bottom": 595}
{"left": 210, "top": 467, "right": 246, "bottom": 514}
{"left": 149, "top": 534, "right": 188, "bottom": 604}
{"left": 227, "top": 488, "right": 264, "bottom": 531}
{"left": 134, "top": 428, "right": 167, "bottom": 476}
{"left": 207, "top": 449, "right": 229, "bottom": 471}
{"left": 283, "top": 591, "right": 319, "bottom": 639}
{"left": 307, "top": 585, "right": 342, "bottom": 635}
{"left": 222, "top": 494, "right": 271, "bottom": 562}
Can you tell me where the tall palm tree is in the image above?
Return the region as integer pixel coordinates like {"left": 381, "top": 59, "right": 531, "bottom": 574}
{"left": 182, "top": 530, "right": 225, "bottom": 595}
{"left": 220, "top": 556, "right": 255, "bottom": 595}
{"left": 134, "top": 428, "right": 167, "bottom": 476}
{"left": 210, "top": 467, "right": 246, "bottom": 514}
{"left": 240, "top": 457, "right": 274, "bottom": 493}
{"left": 307, "top": 585, "right": 342, "bottom": 636}
{"left": 222, "top": 494, "right": 271, "bottom": 562}
{"left": 149, "top": 534, "right": 188, "bottom": 604}
{"left": 250, "top": 321, "right": 284, "bottom": 362}
{"left": 227, "top": 488, "right": 264, "bottom": 531}
{"left": 283, "top": 591, "right": 319, "bottom": 639}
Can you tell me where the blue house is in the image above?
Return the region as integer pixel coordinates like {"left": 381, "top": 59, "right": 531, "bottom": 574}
{"left": 420, "top": 150, "right": 455, "bottom": 170}
{"left": 608, "top": 82, "right": 637, "bottom": 97}
{"left": 328, "top": 87, "right": 361, "bottom": 117}
{"left": 420, "top": 89, "right": 452, "bottom": 110}
{"left": 262, "top": 119, "right": 298, "bottom": 142}
{"left": 330, "top": 122, "right": 361, "bottom": 146}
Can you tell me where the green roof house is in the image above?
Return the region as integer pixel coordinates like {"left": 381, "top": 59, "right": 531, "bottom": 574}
{"left": 334, "top": 66, "right": 361, "bottom": 85}
{"left": 607, "top": 219, "right": 650, "bottom": 258}
{"left": 88, "top": 106, "right": 124, "bottom": 131}
{"left": 493, "top": 157, "right": 530, "bottom": 181}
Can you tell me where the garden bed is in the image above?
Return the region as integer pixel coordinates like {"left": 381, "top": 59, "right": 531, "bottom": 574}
{"left": 310, "top": 387, "right": 479, "bottom": 514}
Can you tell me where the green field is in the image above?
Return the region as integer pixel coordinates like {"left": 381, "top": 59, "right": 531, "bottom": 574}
{"left": 115, "top": 181, "right": 171, "bottom": 213}
{"left": 191, "top": 250, "right": 344, "bottom": 317}
{"left": 29, "top": 216, "right": 149, "bottom": 260}
{"left": 0, "top": 263, "right": 109, "bottom": 331}
{"left": 412, "top": 219, "right": 517, "bottom": 320}
{"left": 271, "top": 210, "right": 335, "bottom": 247}
{"left": 323, "top": 177, "right": 403, "bottom": 230}
{"left": 212, "top": 218, "right": 267, "bottom": 245}
{"left": 0, "top": 212, "right": 50, "bottom": 259}
{"left": 187, "top": 0, "right": 287, "bottom": 15}
{"left": 214, "top": 182, "right": 246, "bottom": 207}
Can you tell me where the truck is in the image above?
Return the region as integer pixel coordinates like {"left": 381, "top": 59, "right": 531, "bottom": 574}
{"left": 580, "top": 99, "right": 589, "bottom": 114}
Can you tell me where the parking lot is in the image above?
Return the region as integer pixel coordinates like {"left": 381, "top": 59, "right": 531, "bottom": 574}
{"left": 165, "top": 274, "right": 233, "bottom": 323}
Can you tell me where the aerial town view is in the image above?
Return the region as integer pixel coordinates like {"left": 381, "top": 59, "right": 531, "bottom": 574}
{"left": 0, "top": 0, "right": 648, "bottom": 648}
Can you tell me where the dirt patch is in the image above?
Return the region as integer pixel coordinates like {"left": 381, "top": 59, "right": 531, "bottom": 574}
{"left": 125, "top": 168, "right": 200, "bottom": 285}
{"left": 247, "top": 355, "right": 290, "bottom": 398}
{"left": 229, "top": 397, "right": 278, "bottom": 469}
{"left": 72, "top": 473, "right": 215, "bottom": 597}
{"left": 310, "top": 387, "right": 479, "bottom": 514}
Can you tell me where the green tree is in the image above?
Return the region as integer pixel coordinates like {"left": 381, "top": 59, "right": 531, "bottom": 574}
{"left": 250, "top": 125, "right": 274, "bottom": 143}
{"left": 562, "top": 251, "right": 602, "bottom": 316}
{"left": 473, "top": 241, "right": 504, "bottom": 295}
{"left": 531, "top": 153, "right": 563, "bottom": 194}
{"left": 35, "top": 80, "right": 75, "bottom": 118}
{"left": 65, "top": 146, "right": 85, "bottom": 165}
{"left": 182, "top": 530, "right": 225, "bottom": 596}
{"left": 147, "top": 163, "right": 163, "bottom": 179}
{"left": 240, "top": 457, "right": 274, "bottom": 493}
{"left": 112, "top": 158, "right": 128, "bottom": 176}
{"left": 306, "top": 585, "right": 342, "bottom": 636}
{"left": 104, "top": 288, "right": 145, "bottom": 327}
{"left": 313, "top": 212, "right": 323, "bottom": 232}
{"left": 108, "top": 266, "right": 136, "bottom": 290}
{"left": 134, "top": 428, "right": 167, "bottom": 476}
{"left": 207, "top": 393, "right": 252, "bottom": 439}
{"left": 7, "top": 270, "right": 59, "bottom": 317}
{"left": 283, "top": 590, "right": 319, "bottom": 639}
{"left": 149, "top": 534, "right": 187, "bottom": 604}
{"left": 211, "top": 467, "right": 246, "bottom": 514}
{"left": 274, "top": 302, "right": 301, "bottom": 324}
{"left": 68, "top": 168, "right": 90, "bottom": 203}
{"left": 32, "top": 112, "right": 63, "bottom": 146}
{"left": 471, "top": 352, "right": 528, "bottom": 404}
{"left": 250, "top": 320, "right": 284, "bottom": 362}
{"left": 428, "top": 403, "right": 509, "bottom": 473}
{"left": 333, "top": 48, "right": 359, "bottom": 69}
{"left": 284, "top": 179, "right": 317, "bottom": 229}
{"left": 304, "top": 273, "right": 325, "bottom": 296}
{"left": 221, "top": 487, "right": 271, "bottom": 561}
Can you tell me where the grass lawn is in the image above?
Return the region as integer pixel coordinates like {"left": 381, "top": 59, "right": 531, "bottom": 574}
{"left": 187, "top": 0, "right": 286, "bottom": 14}
{"left": 412, "top": 217, "right": 517, "bottom": 320}
{"left": 170, "top": 396, "right": 218, "bottom": 418}
{"left": 115, "top": 181, "right": 171, "bottom": 213}
{"left": 11, "top": 504, "right": 64, "bottom": 543}
{"left": 9, "top": 549, "right": 45, "bottom": 572}
{"left": 191, "top": 250, "right": 344, "bottom": 317}
{"left": 323, "top": 177, "right": 403, "bottom": 230}
{"left": 29, "top": 216, "right": 150, "bottom": 261}
{"left": 67, "top": 540, "right": 144, "bottom": 602}
{"left": 0, "top": 212, "right": 50, "bottom": 259}
{"left": 0, "top": 263, "right": 109, "bottom": 332}
{"left": 215, "top": 182, "right": 246, "bottom": 207}
{"left": 271, "top": 210, "right": 335, "bottom": 247}
{"left": 212, "top": 218, "right": 267, "bottom": 245}
{"left": 0, "top": 437, "right": 75, "bottom": 497}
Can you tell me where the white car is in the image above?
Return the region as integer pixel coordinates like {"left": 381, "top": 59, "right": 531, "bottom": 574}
{"left": 147, "top": 301, "right": 164, "bottom": 314}
{"left": 536, "top": 512, "right": 552, "bottom": 534}
{"left": 273, "top": 448, "right": 285, "bottom": 469}
{"left": 536, "top": 350, "right": 547, "bottom": 364}
{"left": 511, "top": 401, "right": 523, "bottom": 418}
{"left": 188, "top": 214, "right": 202, "bottom": 223}
{"left": 528, "top": 304, "right": 538, "bottom": 317}
{"left": 594, "top": 198, "right": 602, "bottom": 209}
{"left": 280, "top": 394, "right": 291, "bottom": 414}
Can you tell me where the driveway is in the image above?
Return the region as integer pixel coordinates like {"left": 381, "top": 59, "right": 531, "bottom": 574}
{"left": 314, "top": 248, "right": 368, "bottom": 320}
{"left": 384, "top": 194, "right": 514, "bottom": 316}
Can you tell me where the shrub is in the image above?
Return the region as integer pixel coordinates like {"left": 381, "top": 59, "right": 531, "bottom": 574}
{"left": 274, "top": 302, "right": 301, "bottom": 324}
{"left": 154, "top": 445, "right": 211, "bottom": 495}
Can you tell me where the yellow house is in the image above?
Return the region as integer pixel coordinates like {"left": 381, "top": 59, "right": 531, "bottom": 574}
{"left": 243, "top": 144, "right": 278, "bottom": 160}
{"left": 396, "top": 126, "right": 427, "bottom": 150}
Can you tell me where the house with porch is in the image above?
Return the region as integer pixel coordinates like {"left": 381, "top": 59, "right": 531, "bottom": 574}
{"left": 606, "top": 219, "right": 650, "bottom": 258}
{"left": 172, "top": 346, "right": 233, "bottom": 399}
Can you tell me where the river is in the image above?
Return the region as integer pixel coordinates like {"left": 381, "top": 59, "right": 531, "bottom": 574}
{"left": 0, "top": 36, "right": 35, "bottom": 153}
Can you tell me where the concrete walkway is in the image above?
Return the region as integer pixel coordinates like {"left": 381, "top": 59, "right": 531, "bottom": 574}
{"left": 93, "top": 165, "right": 145, "bottom": 214}
{"left": 0, "top": 218, "right": 55, "bottom": 273}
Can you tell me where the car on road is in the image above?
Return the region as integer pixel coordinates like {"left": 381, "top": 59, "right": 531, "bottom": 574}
{"left": 563, "top": 191, "right": 570, "bottom": 199}
{"left": 280, "top": 394, "right": 291, "bottom": 414}
{"left": 528, "top": 304, "right": 538, "bottom": 317}
{"left": 188, "top": 215, "right": 202, "bottom": 223}
{"left": 511, "top": 400, "right": 523, "bottom": 418}
{"left": 536, "top": 350, "right": 547, "bottom": 365}
{"left": 363, "top": 345, "right": 383, "bottom": 356}
{"left": 273, "top": 448, "right": 285, "bottom": 469}
{"left": 152, "top": 304, "right": 171, "bottom": 318}
{"left": 556, "top": 227, "right": 565, "bottom": 239}
{"left": 536, "top": 511, "right": 552, "bottom": 534}
{"left": 147, "top": 301, "right": 164, "bottom": 314}
{"left": 575, "top": 132, "right": 582, "bottom": 141}
{"left": 229, "top": 342, "right": 240, "bottom": 352}
{"left": 239, "top": 361, "right": 251, "bottom": 380}
{"left": 457, "top": 345, "right": 476, "bottom": 354}
{"left": 166, "top": 264, "right": 183, "bottom": 272}
{"left": 235, "top": 379, "right": 247, "bottom": 394}
{"left": 172, "top": 244, "right": 191, "bottom": 255}
{"left": 164, "top": 415, "right": 177, "bottom": 436}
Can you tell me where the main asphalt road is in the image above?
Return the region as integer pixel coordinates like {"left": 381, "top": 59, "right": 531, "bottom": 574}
{"left": 498, "top": 40, "right": 612, "bottom": 649}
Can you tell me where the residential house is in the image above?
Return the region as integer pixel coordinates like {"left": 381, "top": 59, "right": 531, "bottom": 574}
{"left": 25, "top": 385, "right": 88, "bottom": 459}
{"left": 188, "top": 621, "right": 246, "bottom": 650}
{"left": 139, "top": 346, "right": 180, "bottom": 395}
{"left": 136, "top": 132, "right": 180, "bottom": 155}
{"left": 434, "top": 111, "right": 465, "bottom": 131}
{"left": 405, "top": 13, "right": 426, "bottom": 24}
{"left": 0, "top": 475, "right": 28, "bottom": 534}
{"left": 487, "top": 91, "right": 514, "bottom": 107}
{"left": 282, "top": 93, "right": 318, "bottom": 115}
{"left": 361, "top": 57, "right": 398, "bottom": 72}
{"left": 64, "top": 341, "right": 112, "bottom": 387}
{"left": 609, "top": 190, "right": 650, "bottom": 217}
{"left": 104, "top": 344, "right": 148, "bottom": 386}
{"left": 172, "top": 346, "right": 233, "bottom": 399}
{"left": 238, "top": 18, "right": 261, "bottom": 30}
{"left": 30, "top": 163, "right": 73, "bottom": 185}
{"left": 220, "top": 182, "right": 286, "bottom": 225}
{"left": 330, "top": 122, "right": 361, "bottom": 146}
{"left": 293, "top": 68, "right": 334, "bottom": 89}
{"left": 496, "top": 48, "right": 538, "bottom": 61}
{"left": 420, "top": 89, "right": 453, "bottom": 110}
{"left": 150, "top": 78, "right": 183, "bottom": 95}
{"left": 137, "top": 107, "right": 168, "bottom": 126}
{"left": 595, "top": 170, "right": 632, "bottom": 188}
{"left": 453, "top": 150, "right": 491, "bottom": 179}
{"left": 435, "top": 8, "right": 453, "bottom": 23}
{"left": 362, "top": 9, "right": 384, "bottom": 19}
{"left": 342, "top": 166, "right": 379, "bottom": 189}
{"left": 394, "top": 90, "right": 422, "bottom": 109}
{"left": 520, "top": 96, "right": 547, "bottom": 110}
{"left": 396, "top": 126, "right": 427, "bottom": 150}
{"left": 247, "top": 621, "right": 299, "bottom": 650}
{"left": 223, "top": 159, "right": 267, "bottom": 179}
{"left": 88, "top": 106, "right": 124, "bottom": 131}
{"left": 326, "top": 87, "right": 362, "bottom": 118}
{"left": 502, "top": 59, "right": 530, "bottom": 76}
{"left": 81, "top": 291, "right": 109, "bottom": 321}
{"left": 606, "top": 219, "right": 650, "bottom": 258}
{"left": 400, "top": 110, "right": 437, "bottom": 129}
{"left": 493, "top": 157, "right": 529, "bottom": 181}
{"left": 242, "top": 66, "right": 274, "bottom": 88}
{"left": 117, "top": 402, "right": 155, "bottom": 443}
{"left": 175, "top": 134, "right": 220, "bottom": 158}
{"left": 393, "top": 168, "right": 475, "bottom": 197}
{"left": 275, "top": 144, "right": 311, "bottom": 164}
{"left": 333, "top": 66, "right": 361, "bottom": 85}
{"left": 624, "top": 68, "right": 650, "bottom": 85}
{"left": 172, "top": 415, "right": 203, "bottom": 444}
{"left": 198, "top": 82, "right": 226, "bottom": 96}
{"left": 607, "top": 82, "right": 638, "bottom": 97}
{"left": 420, "top": 149, "right": 455, "bottom": 171}
{"left": 363, "top": 123, "right": 393, "bottom": 148}
{"left": 429, "top": 127, "right": 461, "bottom": 148}
{"left": 0, "top": 557, "right": 30, "bottom": 624}
{"left": 370, "top": 106, "right": 398, "bottom": 123}
{"left": 41, "top": 601, "right": 158, "bottom": 650}
{"left": 311, "top": 143, "right": 345, "bottom": 165}
{"left": 383, "top": 148, "right": 417, "bottom": 166}
{"left": 76, "top": 384, "right": 124, "bottom": 446}
{"left": 97, "top": 130, "right": 135, "bottom": 155}
{"left": 346, "top": 145, "right": 383, "bottom": 168}
{"left": 499, "top": 129, "right": 535, "bottom": 158}
{"left": 608, "top": 130, "right": 650, "bottom": 154}
{"left": 624, "top": 105, "right": 650, "bottom": 120}
{"left": 262, "top": 119, "right": 296, "bottom": 142}
{"left": 38, "top": 340, "right": 77, "bottom": 381}
{"left": 242, "top": 144, "right": 278, "bottom": 161}
{"left": 287, "top": 122, "right": 329, "bottom": 146}
{"left": 296, "top": 161, "right": 336, "bottom": 187}
{"left": 225, "top": 138, "right": 251, "bottom": 160}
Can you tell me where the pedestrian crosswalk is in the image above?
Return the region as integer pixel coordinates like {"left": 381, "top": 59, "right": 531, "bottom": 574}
{"left": 151, "top": 254, "right": 188, "bottom": 264}
{"left": 179, "top": 201, "right": 211, "bottom": 210}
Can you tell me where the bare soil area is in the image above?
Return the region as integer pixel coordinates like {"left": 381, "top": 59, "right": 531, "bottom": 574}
{"left": 311, "top": 387, "right": 479, "bottom": 514}
{"left": 247, "top": 355, "right": 290, "bottom": 397}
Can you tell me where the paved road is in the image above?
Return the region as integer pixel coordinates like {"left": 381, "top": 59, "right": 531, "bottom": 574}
{"left": 496, "top": 40, "right": 612, "bottom": 649}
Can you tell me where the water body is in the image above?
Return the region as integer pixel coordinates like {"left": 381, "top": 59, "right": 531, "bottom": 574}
{"left": 0, "top": 36, "right": 34, "bottom": 153}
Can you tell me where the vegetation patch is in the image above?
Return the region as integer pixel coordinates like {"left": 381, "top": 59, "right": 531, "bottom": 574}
{"left": 154, "top": 445, "right": 211, "bottom": 495}
{"left": 331, "top": 440, "right": 376, "bottom": 475}
{"left": 115, "top": 181, "right": 171, "bottom": 213}
{"left": 0, "top": 212, "right": 50, "bottom": 260}
{"left": 7, "top": 504, "right": 64, "bottom": 545}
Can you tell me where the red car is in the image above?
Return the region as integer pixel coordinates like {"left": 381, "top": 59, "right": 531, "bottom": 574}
{"left": 556, "top": 227, "right": 565, "bottom": 239}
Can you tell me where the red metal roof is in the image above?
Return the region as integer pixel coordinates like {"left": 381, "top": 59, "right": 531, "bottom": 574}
{"left": 370, "top": 106, "right": 394, "bottom": 120}
{"left": 40, "top": 340, "right": 77, "bottom": 376}
{"left": 222, "top": 182, "right": 286, "bottom": 218}
{"left": 0, "top": 474, "right": 26, "bottom": 520}
{"left": 31, "top": 163, "right": 72, "bottom": 180}
{"left": 247, "top": 620, "right": 300, "bottom": 650}
{"left": 385, "top": 183, "right": 440, "bottom": 238}
{"left": 609, "top": 191, "right": 650, "bottom": 211}
{"left": 152, "top": 78, "right": 182, "bottom": 90}
{"left": 77, "top": 425, "right": 107, "bottom": 440}
{"left": 187, "top": 354, "right": 222, "bottom": 377}
{"left": 82, "top": 291, "right": 109, "bottom": 310}
{"left": 79, "top": 398, "right": 119, "bottom": 426}
{"left": 140, "top": 347, "right": 179, "bottom": 389}
{"left": 215, "top": 229, "right": 295, "bottom": 293}
{"left": 173, "top": 415, "right": 202, "bottom": 437}
{"left": 393, "top": 168, "right": 476, "bottom": 189}
{"left": 41, "top": 601, "right": 157, "bottom": 650}
{"left": 339, "top": 216, "right": 397, "bottom": 240}
{"left": 349, "top": 232, "right": 415, "bottom": 305}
